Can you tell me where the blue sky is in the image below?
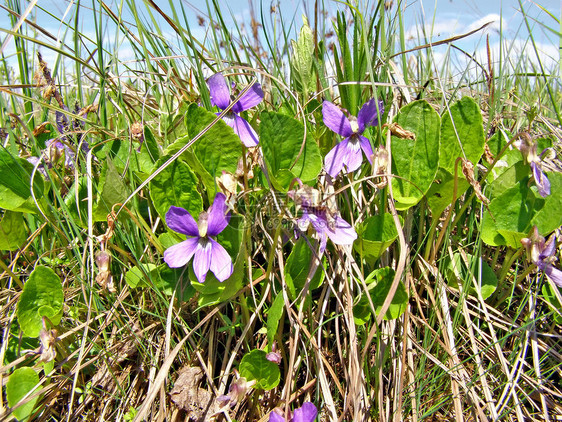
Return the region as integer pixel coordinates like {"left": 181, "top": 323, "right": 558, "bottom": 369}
{"left": 0, "top": 0, "right": 559, "bottom": 75}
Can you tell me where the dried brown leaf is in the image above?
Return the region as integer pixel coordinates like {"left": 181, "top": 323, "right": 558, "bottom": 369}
{"left": 169, "top": 366, "right": 220, "bottom": 421}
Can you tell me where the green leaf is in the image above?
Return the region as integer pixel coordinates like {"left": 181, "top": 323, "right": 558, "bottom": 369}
{"left": 390, "top": 100, "right": 440, "bottom": 209}
{"left": 92, "top": 158, "right": 131, "bottom": 221}
{"left": 0, "top": 148, "right": 44, "bottom": 212}
{"left": 530, "top": 172, "right": 562, "bottom": 235}
{"left": 7, "top": 367, "right": 40, "bottom": 421}
{"left": 284, "top": 237, "right": 324, "bottom": 300}
{"left": 266, "top": 294, "right": 285, "bottom": 352}
{"left": 426, "top": 168, "right": 470, "bottom": 219}
{"left": 99, "top": 139, "right": 144, "bottom": 175}
{"left": 353, "top": 267, "right": 408, "bottom": 324}
{"left": 486, "top": 129, "right": 510, "bottom": 159}
{"left": 486, "top": 161, "right": 528, "bottom": 199}
{"left": 439, "top": 97, "right": 485, "bottom": 174}
{"left": 167, "top": 104, "right": 242, "bottom": 196}
{"left": 142, "top": 125, "right": 161, "bottom": 163}
{"left": 446, "top": 252, "right": 497, "bottom": 300}
{"left": 63, "top": 176, "right": 89, "bottom": 227}
{"left": 134, "top": 134, "right": 160, "bottom": 175}
{"left": 149, "top": 155, "right": 203, "bottom": 222}
{"left": 290, "top": 16, "right": 315, "bottom": 94}
{"left": 260, "top": 112, "right": 322, "bottom": 190}
{"left": 156, "top": 264, "right": 194, "bottom": 302}
{"left": 239, "top": 349, "right": 280, "bottom": 390}
{"left": 0, "top": 211, "right": 28, "bottom": 251}
{"left": 541, "top": 283, "right": 562, "bottom": 325}
{"left": 482, "top": 172, "right": 562, "bottom": 247}
{"left": 17, "top": 266, "right": 64, "bottom": 338}
{"left": 34, "top": 123, "right": 55, "bottom": 149}
{"left": 125, "top": 262, "right": 194, "bottom": 301}
{"left": 481, "top": 182, "right": 540, "bottom": 247}
{"left": 125, "top": 263, "right": 158, "bottom": 289}
{"left": 354, "top": 214, "right": 401, "bottom": 263}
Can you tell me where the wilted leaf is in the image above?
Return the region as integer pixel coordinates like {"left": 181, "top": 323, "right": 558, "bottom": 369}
{"left": 170, "top": 366, "right": 220, "bottom": 420}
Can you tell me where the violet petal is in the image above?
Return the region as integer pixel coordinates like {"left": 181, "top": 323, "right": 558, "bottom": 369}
{"left": 207, "top": 73, "right": 231, "bottom": 110}
{"left": 305, "top": 212, "right": 329, "bottom": 252}
{"left": 359, "top": 135, "right": 374, "bottom": 164}
{"left": 208, "top": 238, "right": 234, "bottom": 281}
{"left": 163, "top": 237, "right": 199, "bottom": 268}
{"left": 531, "top": 162, "right": 550, "bottom": 197}
{"left": 326, "top": 216, "right": 357, "bottom": 245}
{"left": 297, "top": 213, "right": 312, "bottom": 233}
{"left": 357, "top": 99, "right": 384, "bottom": 132}
{"left": 207, "top": 193, "right": 230, "bottom": 236}
{"left": 545, "top": 265, "right": 562, "bottom": 287}
{"left": 293, "top": 402, "right": 318, "bottom": 422}
{"left": 231, "top": 82, "right": 264, "bottom": 113}
{"left": 341, "top": 138, "right": 363, "bottom": 173}
{"left": 541, "top": 236, "right": 557, "bottom": 261}
{"left": 230, "top": 114, "right": 260, "bottom": 147}
{"left": 193, "top": 240, "right": 213, "bottom": 283}
{"left": 269, "top": 410, "right": 286, "bottom": 422}
{"left": 324, "top": 139, "right": 348, "bottom": 177}
{"left": 322, "top": 101, "right": 353, "bottom": 137}
{"left": 306, "top": 210, "right": 327, "bottom": 236}
{"left": 165, "top": 206, "right": 199, "bottom": 236}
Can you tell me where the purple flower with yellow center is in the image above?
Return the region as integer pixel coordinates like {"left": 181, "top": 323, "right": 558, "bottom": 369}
{"left": 164, "top": 193, "right": 233, "bottom": 283}
{"left": 207, "top": 73, "right": 264, "bottom": 147}
{"left": 323, "top": 99, "right": 384, "bottom": 178}
{"left": 521, "top": 226, "right": 562, "bottom": 287}
{"left": 290, "top": 185, "right": 357, "bottom": 252}
{"left": 269, "top": 402, "right": 317, "bottom": 422}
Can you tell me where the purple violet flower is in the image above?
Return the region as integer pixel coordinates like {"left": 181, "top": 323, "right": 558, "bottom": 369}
{"left": 322, "top": 99, "right": 384, "bottom": 177}
{"left": 217, "top": 372, "right": 255, "bottom": 408}
{"left": 269, "top": 402, "right": 317, "bottom": 422}
{"left": 521, "top": 226, "right": 562, "bottom": 287}
{"left": 290, "top": 186, "right": 357, "bottom": 252}
{"left": 164, "top": 193, "right": 233, "bottom": 283}
{"left": 46, "top": 139, "right": 76, "bottom": 169}
{"left": 530, "top": 161, "right": 551, "bottom": 198}
{"left": 207, "top": 73, "right": 264, "bottom": 147}
{"left": 514, "top": 133, "right": 550, "bottom": 197}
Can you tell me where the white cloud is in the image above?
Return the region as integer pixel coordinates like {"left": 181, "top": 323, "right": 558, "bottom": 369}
{"left": 466, "top": 14, "right": 505, "bottom": 34}
{"left": 405, "top": 18, "right": 462, "bottom": 41}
